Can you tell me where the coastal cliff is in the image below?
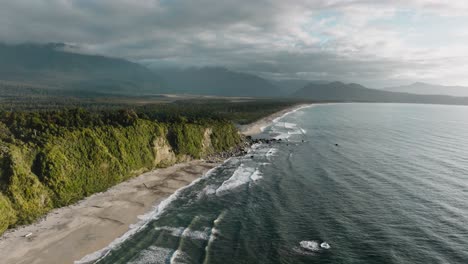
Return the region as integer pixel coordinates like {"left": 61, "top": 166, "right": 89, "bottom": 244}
{"left": 0, "top": 112, "right": 242, "bottom": 234}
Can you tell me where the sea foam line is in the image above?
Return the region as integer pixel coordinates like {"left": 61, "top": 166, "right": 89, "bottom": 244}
{"left": 74, "top": 160, "right": 232, "bottom": 264}
{"left": 215, "top": 163, "right": 264, "bottom": 196}
{"left": 127, "top": 246, "right": 172, "bottom": 264}
{"left": 76, "top": 105, "right": 317, "bottom": 263}
{"left": 271, "top": 104, "right": 316, "bottom": 124}
{"left": 262, "top": 104, "right": 316, "bottom": 139}
{"left": 259, "top": 104, "right": 314, "bottom": 132}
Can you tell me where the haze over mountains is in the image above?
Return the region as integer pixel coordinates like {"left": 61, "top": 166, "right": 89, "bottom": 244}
{"left": 384, "top": 82, "right": 468, "bottom": 97}
{"left": 294, "top": 82, "right": 468, "bottom": 105}
{"left": 0, "top": 43, "right": 162, "bottom": 96}
{"left": 0, "top": 43, "right": 285, "bottom": 97}
{"left": 156, "top": 67, "right": 281, "bottom": 97}
{"left": 2, "top": 43, "right": 468, "bottom": 106}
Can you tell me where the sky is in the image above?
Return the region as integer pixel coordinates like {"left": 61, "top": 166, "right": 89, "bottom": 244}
{"left": 1, "top": 0, "right": 468, "bottom": 87}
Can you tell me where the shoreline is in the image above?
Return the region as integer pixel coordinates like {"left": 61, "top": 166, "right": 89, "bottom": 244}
{"left": 239, "top": 103, "right": 316, "bottom": 136}
{"left": 0, "top": 104, "right": 311, "bottom": 264}
{"left": 0, "top": 161, "right": 220, "bottom": 264}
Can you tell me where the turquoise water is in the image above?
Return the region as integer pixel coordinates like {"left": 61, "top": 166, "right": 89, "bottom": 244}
{"left": 87, "top": 103, "right": 468, "bottom": 264}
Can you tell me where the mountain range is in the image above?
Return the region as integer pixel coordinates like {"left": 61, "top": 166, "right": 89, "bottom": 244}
{"left": 0, "top": 43, "right": 162, "bottom": 96}
{"left": 384, "top": 82, "right": 468, "bottom": 97}
{"left": 2, "top": 42, "right": 468, "bottom": 106}
{"left": 0, "top": 43, "right": 285, "bottom": 97}
{"left": 293, "top": 82, "right": 468, "bottom": 105}
{"left": 156, "top": 67, "right": 281, "bottom": 97}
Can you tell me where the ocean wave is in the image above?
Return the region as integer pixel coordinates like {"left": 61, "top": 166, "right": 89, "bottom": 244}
{"left": 283, "top": 122, "right": 298, "bottom": 129}
{"left": 197, "top": 184, "right": 217, "bottom": 199}
{"left": 169, "top": 249, "right": 189, "bottom": 264}
{"left": 153, "top": 226, "right": 210, "bottom": 241}
{"left": 271, "top": 104, "right": 315, "bottom": 124}
{"left": 215, "top": 164, "right": 262, "bottom": 196}
{"left": 263, "top": 104, "right": 315, "bottom": 139}
{"left": 269, "top": 121, "right": 307, "bottom": 139}
{"left": 203, "top": 211, "right": 226, "bottom": 264}
{"left": 266, "top": 148, "right": 278, "bottom": 157}
{"left": 250, "top": 169, "right": 263, "bottom": 182}
{"left": 75, "top": 162, "right": 228, "bottom": 264}
{"left": 127, "top": 246, "right": 172, "bottom": 264}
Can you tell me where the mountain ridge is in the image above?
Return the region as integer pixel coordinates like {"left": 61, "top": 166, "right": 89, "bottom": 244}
{"left": 155, "top": 66, "right": 282, "bottom": 97}
{"left": 293, "top": 81, "right": 468, "bottom": 105}
{"left": 384, "top": 82, "right": 468, "bottom": 97}
{"left": 0, "top": 43, "right": 163, "bottom": 95}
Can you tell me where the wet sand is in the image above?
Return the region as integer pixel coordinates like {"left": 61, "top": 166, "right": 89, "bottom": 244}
{"left": 0, "top": 161, "right": 219, "bottom": 264}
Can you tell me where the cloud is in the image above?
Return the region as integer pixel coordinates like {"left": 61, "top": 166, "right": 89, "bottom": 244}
{"left": 1, "top": 0, "right": 468, "bottom": 87}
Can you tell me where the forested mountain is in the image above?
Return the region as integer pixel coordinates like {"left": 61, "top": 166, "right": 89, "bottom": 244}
{"left": 0, "top": 43, "right": 162, "bottom": 95}
{"left": 384, "top": 82, "right": 468, "bottom": 97}
{"left": 271, "top": 79, "right": 329, "bottom": 95}
{"left": 156, "top": 67, "right": 282, "bottom": 97}
{"left": 0, "top": 44, "right": 285, "bottom": 97}
{"left": 3, "top": 43, "right": 468, "bottom": 102}
{"left": 293, "top": 81, "right": 468, "bottom": 105}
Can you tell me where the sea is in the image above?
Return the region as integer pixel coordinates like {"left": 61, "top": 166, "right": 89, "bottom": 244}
{"left": 79, "top": 103, "right": 468, "bottom": 264}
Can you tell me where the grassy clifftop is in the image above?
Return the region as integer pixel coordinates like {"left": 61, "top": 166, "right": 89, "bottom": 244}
{"left": 0, "top": 110, "right": 241, "bottom": 234}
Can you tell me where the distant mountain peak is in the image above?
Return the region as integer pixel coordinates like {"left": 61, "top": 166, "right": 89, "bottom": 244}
{"left": 409, "top": 82, "right": 442, "bottom": 87}
{"left": 0, "top": 42, "right": 162, "bottom": 95}
{"left": 385, "top": 82, "right": 468, "bottom": 97}
{"left": 328, "top": 81, "right": 346, "bottom": 86}
{"left": 293, "top": 81, "right": 468, "bottom": 105}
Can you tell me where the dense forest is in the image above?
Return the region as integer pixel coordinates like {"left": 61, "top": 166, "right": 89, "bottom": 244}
{"left": 0, "top": 100, "right": 295, "bottom": 234}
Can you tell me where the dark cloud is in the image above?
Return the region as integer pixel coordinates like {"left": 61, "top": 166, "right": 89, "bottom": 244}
{"left": 1, "top": 0, "right": 467, "bottom": 87}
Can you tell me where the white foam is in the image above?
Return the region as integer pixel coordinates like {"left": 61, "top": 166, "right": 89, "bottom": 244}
{"left": 154, "top": 226, "right": 184, "bottom": 236}
{"left": 215, "top": 164, "right": 263, "bottom": 196}
{"left": 250, "top": 143, "right": 262, "bottom": 151}
{"left": 215, "top": 164, "right": 253, "bottom": 195}
{"left": 75, "top": 162, "right": 228, "bottom": 264}
{"left": 197, "top": 185, "right": 217, "bottom": 199}
{"left": 272, "top": 132, "right": 290, "bottom": 140}
{"left": 264, "top": 104, "right": 316, "bottom": 140}
{"left": 250, "top": 169, "right": 263, "bottom": 182}
{"left": 272, "top": 104, "right": 316, "bottom": 124}
{"left": 168, "top": 224, "right": 209, "bottom": 263}
{"left": 127, "top": 246, "right": 172, "bottom": 264}
{"left": 266, "top": 148, "right": 278, "bottom": 157}
{"left": 283, "top": 122, "right": 297, "bottom": 129}
{"left": 186, "top": 229, "right": 210, "bottom": 240}
{"left": 320, "top": 242, "right": 331, "bottom": 249}
{"left": 154, "top": 226, "right": 209, "bottom": 240}
{"left": 169, "top": 249, "right": 189, "bottom": 264}
{"left": 74, "top": 140, "right": 268, "bottom": 264}
{"left": 292, "top": 246, "right": 316, "bottom": 256}
{"left": 300, "top": 240, "right": 320, "bottom": 252}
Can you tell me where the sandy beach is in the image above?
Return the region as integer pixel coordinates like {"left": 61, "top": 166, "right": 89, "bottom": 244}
{"left": 0, "top": 104, "right": 309, "bottom": 264}
{"left": 0, "top": 161, "right": 219, "bottom": 264}
{"left": 239, "top": 104, "right": 313, "bottom": 136}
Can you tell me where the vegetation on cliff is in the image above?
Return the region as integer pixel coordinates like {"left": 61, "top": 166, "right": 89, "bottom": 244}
{"left": 0, "top": 108, "right": 242, "bottom": 234}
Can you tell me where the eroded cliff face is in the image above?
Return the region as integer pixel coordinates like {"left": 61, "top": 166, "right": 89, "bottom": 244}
{"left": 153, "top": 136, "right": 177, "bottom": 167}
{"left": 202, "top": 128, "right": 214, "bottom": 155}
{"left": 0, "top": 121, "right": 242, "bottom": 234}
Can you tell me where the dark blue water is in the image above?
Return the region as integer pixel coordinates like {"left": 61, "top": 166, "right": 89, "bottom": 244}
{"left": 85, "top": 103, "right": 468, "bottom": 264}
